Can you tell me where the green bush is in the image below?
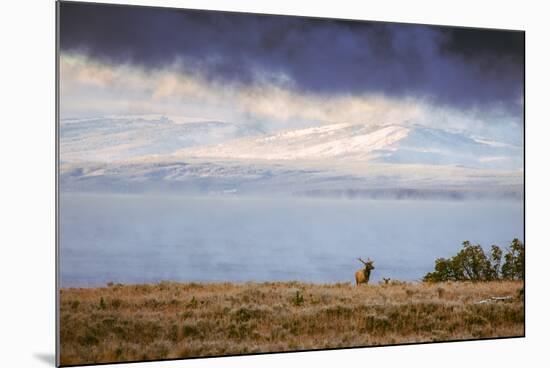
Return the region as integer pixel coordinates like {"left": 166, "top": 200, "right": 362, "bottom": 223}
{"left": 423, "top": 239, "right": 524, "bottom": 282}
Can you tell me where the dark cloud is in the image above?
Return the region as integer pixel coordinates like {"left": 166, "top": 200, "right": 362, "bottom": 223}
{"left": 59, "top": 1, "right": 524, "bottom": 112}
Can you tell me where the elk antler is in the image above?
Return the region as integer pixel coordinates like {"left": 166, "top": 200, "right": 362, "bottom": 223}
{"left": 358, "top": 257, "right": 368, "bottom": 265}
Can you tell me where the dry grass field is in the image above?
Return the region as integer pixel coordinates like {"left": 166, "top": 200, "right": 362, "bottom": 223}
{"left": 59, "top": 280, "right": 524, "bottom": 365}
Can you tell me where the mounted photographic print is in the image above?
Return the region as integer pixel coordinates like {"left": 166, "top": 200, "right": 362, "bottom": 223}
{"left": 56, "top": 1, "right": 525, "bottom": 366}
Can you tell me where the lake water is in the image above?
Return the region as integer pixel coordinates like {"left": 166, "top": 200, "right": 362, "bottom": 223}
{"left": 59, "top": 193, "right": 524, "bottom": 287}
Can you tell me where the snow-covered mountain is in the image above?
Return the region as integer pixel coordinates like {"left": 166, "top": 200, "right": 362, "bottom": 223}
{"left": 177, "top": 123, "right": 522, "bottom": 170}
{"left": 60, "top": 115, "right": 265, "bottom": 162}
{"left": 59, "top": 117, "right": 523, "bottom": 199}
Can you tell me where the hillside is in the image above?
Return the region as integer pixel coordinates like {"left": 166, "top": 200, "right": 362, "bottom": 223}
{"left": 179, "top": 123, "right": 522, "bottom": 170}
{"left": 59, "top": 280, "right": 524, "bottom": 365}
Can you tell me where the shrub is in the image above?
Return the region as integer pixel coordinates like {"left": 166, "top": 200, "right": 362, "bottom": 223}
{"left": 293, "top": 291, "right": 304, "bottom": 306}
{"left": 187, "top": 296, "right": 198, "bottom": 309}
{"left": 182, "top": 324, "right": 200, "bottom": 337}
{"left": 79, "top": 332, "right": 99, "bottom": 346}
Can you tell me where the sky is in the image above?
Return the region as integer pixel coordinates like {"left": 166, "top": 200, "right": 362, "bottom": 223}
{"left": 58, "top": 1, "right": 524, "bottom": 143}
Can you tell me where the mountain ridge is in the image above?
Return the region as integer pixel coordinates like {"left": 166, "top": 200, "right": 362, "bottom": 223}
{"left": 175, "top": 122, "right": 522, "bottom": 170}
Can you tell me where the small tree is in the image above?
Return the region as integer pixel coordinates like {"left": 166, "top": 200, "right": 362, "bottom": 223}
{"left": 489, "top": 244, "right": 503, "bottom": 280}
{"left": 454, "top": 241, "right": 493, "bottom": 281}
{"left": 501, "top": 238, "right": 525, "bottom": 280}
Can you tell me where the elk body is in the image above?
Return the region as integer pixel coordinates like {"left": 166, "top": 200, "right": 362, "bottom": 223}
{"left": 355, "top": 258, "right": 375, "bottom": 285}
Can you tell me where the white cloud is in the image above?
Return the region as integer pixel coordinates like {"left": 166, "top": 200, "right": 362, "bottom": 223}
{"left": 59, "top": 52, "right": 522, "bottom": 143}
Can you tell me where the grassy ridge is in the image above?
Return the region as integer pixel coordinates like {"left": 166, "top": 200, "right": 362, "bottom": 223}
{"left": 59, "top": 281, "right": 524, "bottom": 365}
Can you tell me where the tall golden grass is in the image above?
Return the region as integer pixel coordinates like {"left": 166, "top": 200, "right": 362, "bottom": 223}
{"left": 59, "top": 280, "right": 524, "bottom": 365}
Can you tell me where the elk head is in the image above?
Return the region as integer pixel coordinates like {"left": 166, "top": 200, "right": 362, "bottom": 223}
{"left": 358, "top": 257, "right": 375, "bottom": 272}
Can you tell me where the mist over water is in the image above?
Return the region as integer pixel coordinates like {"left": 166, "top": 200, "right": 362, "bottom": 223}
{"left": 59, "top": 193, "right": 523, "bottom": 287}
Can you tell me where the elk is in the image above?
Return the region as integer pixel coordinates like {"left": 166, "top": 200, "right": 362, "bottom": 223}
{"left": 355, "top": 258, "right": 375, "bottom": 285}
